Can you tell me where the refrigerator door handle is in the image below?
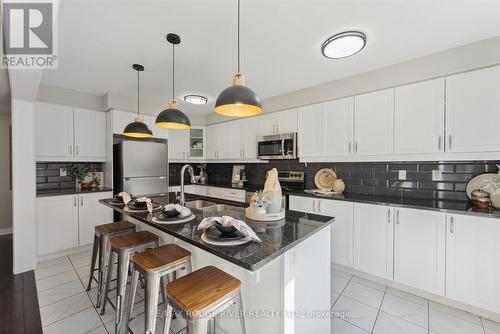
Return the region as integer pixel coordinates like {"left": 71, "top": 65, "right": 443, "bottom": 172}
{"left": 124, "top": 176, "right": 167, "bottom": 181}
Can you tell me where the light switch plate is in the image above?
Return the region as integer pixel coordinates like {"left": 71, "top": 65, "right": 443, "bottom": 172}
{"left": 59, "top": 167, "right": 67, "bottom": 176}
{"left": 399, "top": 170, "right": 406, "bottom": 180}
{"left": 432, "top": 169, "right": 442, "bottom": 181}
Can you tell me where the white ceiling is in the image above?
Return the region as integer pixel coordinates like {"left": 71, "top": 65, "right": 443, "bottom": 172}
{"left": 41, "top": 0, "right": 500, "bottom": 115}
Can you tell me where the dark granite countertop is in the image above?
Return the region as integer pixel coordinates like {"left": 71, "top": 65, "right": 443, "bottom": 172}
{"left": 37, "top": 187, "right": 114, "bottom": 198}
{"left": 284, "top": 190, "right": 500, "bottom": 219}
{"left": 99, "top": 195, "right": 334, "bottom": 271}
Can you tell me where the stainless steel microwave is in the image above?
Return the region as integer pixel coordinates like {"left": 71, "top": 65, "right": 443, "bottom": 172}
{"left": 258, "top": 133, "right": 297, "bottom": 160}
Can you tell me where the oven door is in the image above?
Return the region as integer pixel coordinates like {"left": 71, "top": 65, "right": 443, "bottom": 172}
{"left": 258, "top": 139, "right": 284, "bottom": 159}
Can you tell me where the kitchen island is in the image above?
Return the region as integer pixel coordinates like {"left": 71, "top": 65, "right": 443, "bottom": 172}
{"left": 100, "top": 195, "right": 334, "bottom": 334}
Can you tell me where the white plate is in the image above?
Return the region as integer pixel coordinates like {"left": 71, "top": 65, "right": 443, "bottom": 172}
{"left": 314, "top": 168, "right": 337, "bottom": 190}
{"left": 152, "top": 214, "right": 195, "bottom": 225}
{"left": 201, "top": 233, "right": 251, "bottom": 246}
{"left": 466, "top": 173, "right": 496, "bottom": 199}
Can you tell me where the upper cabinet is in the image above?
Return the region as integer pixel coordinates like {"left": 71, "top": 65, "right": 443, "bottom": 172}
{"left": 298, "top": 104, "right": 323, "bottom": 158}
{"left": 259, "top": 108, "right": 298, "bottom": 136}
{"left": 354, "top": 88, "right": 394, "bottom": 156}
{"left": 394, "top": 78, "right": 445, "bottom": 154}
{"left": 323, "top": 98, "right": 354, "bottom": 157}
{"left": 446, "top": 66, "right": 500, "bottom": 153}
{"left": 207, "top": 117, "right": 259, "bottom": 161}
{"left": 168, "top": 129, "right": 189, "bottom": 161}
{"left": 36, "top": 103, "right": 107, "bottom": 162}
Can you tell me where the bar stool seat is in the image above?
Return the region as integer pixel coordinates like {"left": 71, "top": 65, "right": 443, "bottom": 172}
{"left": 125, "top": 244, "right": 193, "bottom": 334}
{"left": 110, "top": 230, "right": 159, "bottom": 251}
{"left": 164, "top": 266, "right": 246, "bottom": 334}
{"left": 86, "top": 220, "right": 136, "bottom": 308}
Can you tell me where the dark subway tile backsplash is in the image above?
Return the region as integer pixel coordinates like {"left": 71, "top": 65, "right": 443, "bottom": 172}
{"left": 169, "top": 160, "right": 498, "bottom": 203}
{"left": 36, "top": 162, "right": 103, "bottom": 193}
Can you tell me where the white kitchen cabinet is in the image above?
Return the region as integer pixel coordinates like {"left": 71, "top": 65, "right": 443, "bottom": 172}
{"left": 446, "top": 214, "right": 500, "bottom": 313}
{"left": 168, "top": 128, "right": 189, "bottom": 160}
{"left": 74, "top": 108, "right": 107, "bottom": 160}
{"left": 298, "top": 103, "right": 323, "bottom": 158}
{"left": 323, "top": 98, "right": 354, "bottom": 157}
{"left": 394, "top": 207, "right": 446, "bottom": 295}
{"left": 394, "top": 78, "right": 445, "bottom": 154}
{"left": 208, "top": 122, "right": 231, "bottom": 160}
{"left": 289, "top": 195, "right": 353, "bottom": 266}
{"left": 259, "top": 113, "right": 279, "bottom": 136}
{"left": 353, "top": 203, "right": 394, "bottom": 279}
{"left": 229, "top": 120, "right": 245, "bottom": 159}
{"left": 188, "top": 127, "right": 205, "bottom": 159}
{"left": 78, "top": 191, "right": 113, "bottom": 245}
{"left": 36, "top": 195, "right": 79, "bottom": 255}
{"left": 446, "top": 66, "right": 500, "bottom": 153}
{"left": 206, "top": 125, "right": 217, "bottom": 159}
{"left": 259, "top": 109, "right": 297, "bottom": 136}
{"left": 243, "top": 117, "right": 259, "bottom": 159}
{"left": 354, "top": 89, "right": 394, "bottom": 156}
{"left": 36, "top": 192, "right": 113, "bottom": 255}
{"left": 36, "top": 103, "right": 74, "bottom": 160}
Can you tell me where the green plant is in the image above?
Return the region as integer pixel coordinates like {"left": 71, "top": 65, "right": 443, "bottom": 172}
{"left": 67, "top": 164, "right": 91, "bottom": 182}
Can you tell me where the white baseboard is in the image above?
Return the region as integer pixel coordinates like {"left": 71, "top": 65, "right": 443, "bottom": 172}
{"left": 0, "top": 228, "right": 12, "bottom": 236}
{"left": 332, "top": 262, "right": 500, "bottom": 323}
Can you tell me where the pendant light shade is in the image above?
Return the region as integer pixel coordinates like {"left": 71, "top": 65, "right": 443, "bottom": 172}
{"left": 156, "top": 33, "right": 191, "bottom": 129}
{"left": 123, "top": 64, "right": 153, "bottom": 138}
{"left": 215, "top": 0, "right": 262, "bottom": 117}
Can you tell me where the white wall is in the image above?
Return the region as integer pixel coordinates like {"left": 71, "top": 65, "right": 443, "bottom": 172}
{"left": 0, "top": 114, "right": 12, "bottom": 234}
{"left": 37, "top": 84, "right": 105, "bottom": 111}
{"left": 206, "top": 35, "right": 500, "bottom": 124}
{"left": 11, "top": 99, "right": 37, "bottom": 274}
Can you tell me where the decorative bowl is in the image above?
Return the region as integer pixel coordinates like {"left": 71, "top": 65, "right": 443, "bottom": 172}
{"left": 214, "top": 222, "right": 237, "bottom": 235}
{"left": 163, "top": 208, "right": 180, "bottom": 218}
{"left": 132, "top": 201, "right": 148, "bottom": 209}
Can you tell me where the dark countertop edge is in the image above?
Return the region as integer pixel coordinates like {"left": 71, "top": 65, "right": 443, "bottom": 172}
{"left": 169, "top": 182, "right": 264, "bottom": 192}
{"left": 99, "top": 198, "right": 334, "bottom": 271}
{"left": 285, "top": 190, "right": 500, "bottom": 220}
{"left": 37, "top": 188, "right": 114, "bottom": 198}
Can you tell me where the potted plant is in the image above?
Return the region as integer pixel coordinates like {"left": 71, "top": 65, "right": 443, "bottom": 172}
{"left": 68, "top": 163, "right": 91, "bottom": 190}
{"left": 483, "top": 166, "right": 500, "bottom": 209}
{"left": 251, "top": 190, "right": 271, "bottom": 215}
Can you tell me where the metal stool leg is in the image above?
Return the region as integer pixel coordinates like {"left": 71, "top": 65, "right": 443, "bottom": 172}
{"left": 186, "top": 318, "right": 208, "bottom": 334}
{"left": 144, "top": 272, "right": 161, "bottom": 334}
{"left": 86, "top": 234, "right": 99, "bottom": 291}
{"left": 125, "top": 268, "right": 140, "bottom": 330}
{"left": 96, "top": 234, "right": 110, "bottom": 308}
{"left": 115, "top": 250, "right": 131, "bottom": 334}
{"left": 236, "top": 292, "right": 246, "bottom": 334}
{"left": 100, "top": 248, "right": 114, "bottom": 315}
{"left": 162, "top": 302, "right": 173, "bottom": 334}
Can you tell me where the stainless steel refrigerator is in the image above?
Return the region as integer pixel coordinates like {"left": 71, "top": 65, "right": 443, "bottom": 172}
{"left": 113, "top": 138, "right": 168, "bottom": 197}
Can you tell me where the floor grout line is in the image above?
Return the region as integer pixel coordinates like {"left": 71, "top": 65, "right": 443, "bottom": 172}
{"left": 36, "top": 275, "right": 82, "bottom": 293}
{"left": 370, "top": 286, "right": 387, "bottom": 334}
{"left": 41, "top": 304, "right": 95, "bottom": 329}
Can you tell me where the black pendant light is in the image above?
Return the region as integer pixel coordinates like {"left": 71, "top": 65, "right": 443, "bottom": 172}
{"left": 215, "top": 0, "right": 262, "bottom": 117}
{"left": 155, "top": 33, "right": 191, "bottom": 129}
{"left": 123, "top": 64, "right": 153, "bottom": 138}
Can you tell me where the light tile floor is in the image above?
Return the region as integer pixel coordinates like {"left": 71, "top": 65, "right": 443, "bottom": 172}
{"left": 35, "top": 249, "right": 500, "bottom": 334}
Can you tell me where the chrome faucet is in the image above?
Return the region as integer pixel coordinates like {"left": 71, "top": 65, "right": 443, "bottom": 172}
{"left": 179, "top": 164, "right": 196, "bottom": 206}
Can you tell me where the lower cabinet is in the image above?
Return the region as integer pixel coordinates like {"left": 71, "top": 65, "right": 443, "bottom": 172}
{"left": 446, "top": 214, "right": 500, "bottom": 314}
{"left": 394, "top": 208, "right": 446, "bottom": 295}
{"left": 36, "top": 192, "right": 113, "bottom": 256}
{"left": 353, "top": 203, "right": 394, "bottom": 280}
{"left": 289, "top": 196, "right": 353, "bottom": 267}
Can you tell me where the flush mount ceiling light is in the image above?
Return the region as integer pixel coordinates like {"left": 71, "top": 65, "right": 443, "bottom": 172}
{"left": 214, "top": 0, "right": 262, "bottom": 117}
{"left": 155, "top": 33, "right": 192, "bottom": 129}
{"left": 321, "top": 31, "right": 366, "bottom": 59}
{"left": 184, "top": 94, "right": 208, "bottom": 105}
{"left": 123, "top": 64, "right": 153, "bottom": 138}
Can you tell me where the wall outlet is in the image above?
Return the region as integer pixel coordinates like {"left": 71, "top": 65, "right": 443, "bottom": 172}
{"left": 59, "top": 167, "right": 67, "bottom": 176}
{"left": 399, "top": 170, "right": 407, "bottom": 180}
{"left": 432, "top": 169, "right": 442, "bottom": 181}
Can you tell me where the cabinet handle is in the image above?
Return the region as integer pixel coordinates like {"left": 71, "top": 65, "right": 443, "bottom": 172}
{"left": 318, "top": 200, "right": 321, "bottom": 213}
{"left": 387, "top": 209, "right": 391, "bottom": 224}
{"left": 74, "top": 197, "right": 76, "bottom": 207}
{"left": 272, "top": 124, "right": 276, "bottom": 134}
{"left": 355, "top": 142, "right": 358, "bottom": 154}
{"left": 396, "top": 209, "right": 400, "bottom": 224}
{"left": 276, "top": 124, "right": 279, "bottom": 133}
{"left": 80, "top": 196, "right": 83, "bottom": 206}
{"left": 348, "top": 142, "right": 352, "bottom": 154}
{"left": 312, "top": 200, "right": 316, "bottom": 212}
{"left": 450, "top": 216, "right": 455, "bottom": 234}
{"left": 242, "top": 149, "right": 245, "bottom": 157}
{"left": 448, "top": 135, "right": 452, "bottom": 150}
{"left": 438, "top": 136, "right": 442, "bottom": 150}
{"left": 69, "top": 145, "right": 73, "bottom": 155}
{"left": 75, "top": 145, "right": 79, "bottom": 156}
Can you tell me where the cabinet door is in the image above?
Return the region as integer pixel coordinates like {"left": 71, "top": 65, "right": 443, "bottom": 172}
{"left": 394, "top": 208, "right": 445, "bottom": 295}
{"left": 446, "top": 214, "right": 500, "bottom": 313}
{"left": 354, "top": 89, "right": 394, "bottom": 156}
{"left": 36, "top": 103, "right": 74, "bottom": 159}
{"left": 206, "top": 125, "right": 217, "bottom": 159}
{"left": 36, "top": 195, "right": 78, "bottom": 255}
{"left": 353, "top": 203, "right": 393, "bottom": 279}
{"left": 74, "top": 108, "right": 107, "bottom": 160}
{"left": 243, "top": 117, "right": 259, "bottom": 159}
{"left": 446, "top": 67, "right": 500, "bottom": 152}
{"left": 229, "top": 120, "right": 245, "bottom": 159}
{"left": 319, "top": 200, "right": 354, "bottom": 267}
{"left": 298, "top": 104, "right": 323, "bottom": 158}
{"left": 168, "top": 129, "right": 189, "bottom": 160}
{"left": 323, "top": 98, "right": 354, "bottom": 157}
{"left": 395, "top": 79, "right": 445, "bottom": 154}
{"left": 78, "top": 192, "right": 113, "bottom": 246}
{"left": 276, "top": 108, "right": 298, "bottom": 134}
{"left": 217, "top": 122, "right": 231, "bottom": 159}
{"left": 259, "top": 113, "right": 279, "bottom": 136}
{"left": 289, "top": 195, "right": 316, "bottom": 214}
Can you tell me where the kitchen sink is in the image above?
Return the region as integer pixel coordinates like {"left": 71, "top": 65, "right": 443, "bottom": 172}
{"left": 184, "top": 200, "right": 216, "bottom": 209}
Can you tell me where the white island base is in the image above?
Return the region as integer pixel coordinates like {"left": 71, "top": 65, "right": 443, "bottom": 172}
{"left": 131, "top": 218, "right": 331, "bottom": 334}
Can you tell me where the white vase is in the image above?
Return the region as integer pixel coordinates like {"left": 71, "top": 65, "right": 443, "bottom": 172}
{"left": 264, "top": 168, "right": 282, "bottom": 214}
{"left": 255, "top": 206, "right": 267, "bottom": 215}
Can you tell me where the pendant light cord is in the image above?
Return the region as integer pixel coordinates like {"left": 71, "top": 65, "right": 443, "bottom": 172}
{"left": 172, "top": 43, "right": 175, "bottom": 99}
{"left": 137, "top": 68, "right": 140, "bottom": 116}
{"left": 237, "top": 0, "right": 240, "bottom": 73}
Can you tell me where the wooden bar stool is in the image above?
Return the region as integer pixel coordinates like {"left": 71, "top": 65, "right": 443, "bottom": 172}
{"left": 125, "top": 244, "right": 192, "bottom": 334}
{"left": 101, "top": 230, "right": 160, "bottom": 334}
{"left": 164, "top": 266, "right": 246, "bottom": 334}
{"left": 86, "top": 220, "right": 136, "bottom": 308}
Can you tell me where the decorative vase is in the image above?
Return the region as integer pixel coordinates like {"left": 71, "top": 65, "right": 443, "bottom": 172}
{"left": 264, "top": 168, "right": 282, "bottom": 214}
{"left": 255, "top": 206, "right": 267, "bottom": 215}
{"left": 333, "top": 179, "right": 346, "bottom": 194}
